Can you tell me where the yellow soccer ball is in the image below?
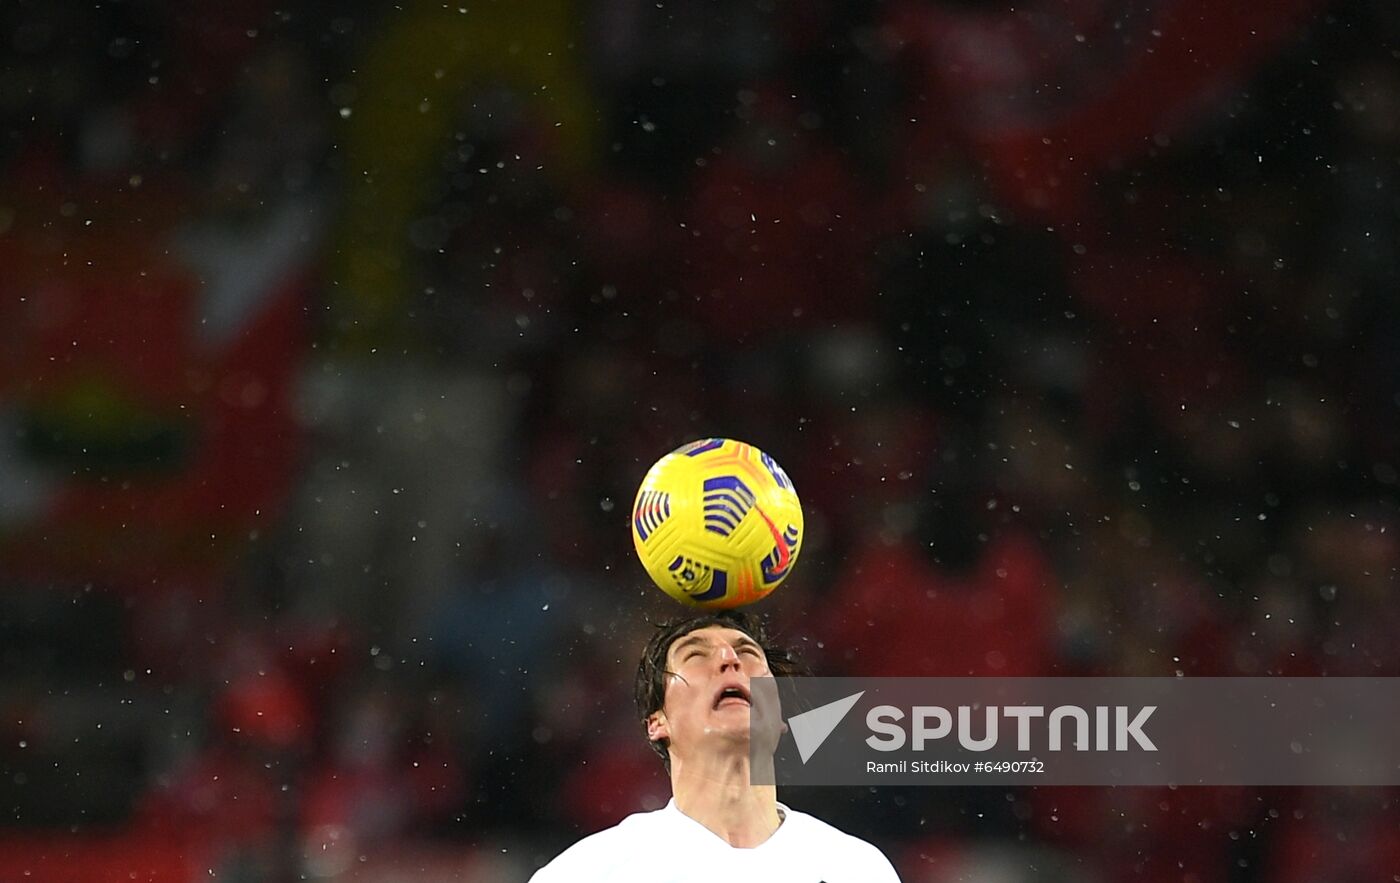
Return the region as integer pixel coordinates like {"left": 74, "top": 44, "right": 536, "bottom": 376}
{"left": 631, "top": 438, "right": 803, "bottom": 608}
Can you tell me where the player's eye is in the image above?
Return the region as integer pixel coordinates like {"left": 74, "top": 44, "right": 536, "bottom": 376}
{"left": 740, "top": 647, "right": 761, "bottom": 657}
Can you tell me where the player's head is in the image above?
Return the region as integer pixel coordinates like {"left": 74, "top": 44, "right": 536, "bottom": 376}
{"left": 634, "top": 609, "right": 802, "bottom": 772}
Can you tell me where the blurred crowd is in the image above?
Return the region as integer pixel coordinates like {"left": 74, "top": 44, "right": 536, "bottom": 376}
{"left": 1, "top": 0, "right": 1399, "bottom": 880}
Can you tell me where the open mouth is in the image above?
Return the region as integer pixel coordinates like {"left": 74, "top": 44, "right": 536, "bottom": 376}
{"left": 713, "top": 684, "right": 751, "bottom": 709}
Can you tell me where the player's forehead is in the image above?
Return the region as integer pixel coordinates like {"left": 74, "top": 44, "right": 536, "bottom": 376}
{"left": 666, "top": 625, "right": 765, "bottom": 659}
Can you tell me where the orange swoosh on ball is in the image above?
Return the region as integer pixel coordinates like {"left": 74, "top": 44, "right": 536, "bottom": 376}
{"left": 754, "top": 505, "right": 791, "bottom": 573}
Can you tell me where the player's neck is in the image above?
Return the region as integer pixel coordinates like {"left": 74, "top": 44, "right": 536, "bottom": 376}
{"left": 669, "top": 751, "right": 781, "bottom": 849}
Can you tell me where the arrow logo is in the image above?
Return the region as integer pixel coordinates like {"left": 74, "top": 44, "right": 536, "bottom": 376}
{"left": 788, "top": 691, "right": 864, "bottom": 763}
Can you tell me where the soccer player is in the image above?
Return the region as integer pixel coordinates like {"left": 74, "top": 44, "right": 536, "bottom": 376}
{"left": 529, "top": 609, "right": 902, "bottom": 881}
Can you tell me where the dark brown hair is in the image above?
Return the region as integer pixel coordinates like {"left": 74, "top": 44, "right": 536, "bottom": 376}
{"left": 633, "top": 608, "right": 804, "bottom": 770}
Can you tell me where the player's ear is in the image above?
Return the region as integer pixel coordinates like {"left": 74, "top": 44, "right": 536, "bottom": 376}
{"left": 646, "top": 710, "right": 670, "bottom": 744}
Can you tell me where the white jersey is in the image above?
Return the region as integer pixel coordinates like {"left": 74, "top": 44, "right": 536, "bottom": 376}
{"left": 529, "top": 799, "right": 902, "bottom": 882}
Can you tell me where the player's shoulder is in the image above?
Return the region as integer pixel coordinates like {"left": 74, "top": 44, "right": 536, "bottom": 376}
{"left": 779, "top": 803, "right": 903, "bottom": 880}
{"left": 527, "top": 807, "right": 669, "bottom": 882}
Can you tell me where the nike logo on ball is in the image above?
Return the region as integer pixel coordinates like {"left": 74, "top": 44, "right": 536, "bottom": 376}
{"left": 753, "top": 505, "right": 791, "bottom": 572}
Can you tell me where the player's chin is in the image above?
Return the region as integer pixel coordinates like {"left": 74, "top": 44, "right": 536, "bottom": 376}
{"left": 704, "top": 709, "right": 754, "bottom": 737}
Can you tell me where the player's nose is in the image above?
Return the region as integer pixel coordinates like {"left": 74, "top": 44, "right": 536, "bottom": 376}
{"left": 718, "top": 643, "right": 740, "bottom": 670}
